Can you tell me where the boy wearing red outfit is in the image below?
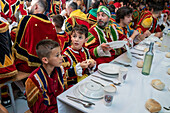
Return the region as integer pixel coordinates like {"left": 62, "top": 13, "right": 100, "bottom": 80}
{"left": 25, "top": 39, "right": 64, "bottom": 113}
{"left": 62, "top": 25, "right": 96, "bottom": 88}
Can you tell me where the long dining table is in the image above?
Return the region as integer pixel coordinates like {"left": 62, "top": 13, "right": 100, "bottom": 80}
{"left": 57, "top": 35, "right": 170, "bottom": 113}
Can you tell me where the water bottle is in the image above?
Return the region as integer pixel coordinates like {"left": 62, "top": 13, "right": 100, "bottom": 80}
{"left": 142, "top": 42, "right": 154, "bottom": 75}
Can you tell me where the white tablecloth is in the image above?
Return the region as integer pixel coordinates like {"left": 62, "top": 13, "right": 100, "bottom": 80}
{"left": 57, "top": 43, "right": 170, "bottom": 113}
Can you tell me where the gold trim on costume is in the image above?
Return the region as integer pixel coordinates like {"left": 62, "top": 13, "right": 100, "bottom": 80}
{"left": 0, "top": 23, "right": 9, "bottom": 33}
{"left": 13, "top": 49, "right": 41, "bottom": 67}
{"left": 0, "top": 70, "right": 18, "bottom": 78}
{"left": 30, "top": 15, "right": 52, "bottom": 23}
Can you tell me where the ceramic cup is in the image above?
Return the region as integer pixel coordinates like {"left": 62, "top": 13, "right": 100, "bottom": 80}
{"left": 118, "top": 67, "right": 128, "bottom": 83}
{"left": 103, "top": 85, "right": 116, "bottom": 106}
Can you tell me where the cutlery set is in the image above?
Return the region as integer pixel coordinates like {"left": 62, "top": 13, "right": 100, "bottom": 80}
{"left": 113, "top": 61, "right": 132, "bottom": 67}
{"left": 91, "top": 75, "right": 121, "bottom": 85}
{"left": 66, "top": 95, "right": 95, "bottom": 108}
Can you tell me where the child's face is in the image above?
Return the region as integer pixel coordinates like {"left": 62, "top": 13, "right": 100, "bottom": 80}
{"left": 47, "top": 47, "right": 63, "bottom": 67}
{"left": 71, "top": 31, "right": 86, "bottom": 50}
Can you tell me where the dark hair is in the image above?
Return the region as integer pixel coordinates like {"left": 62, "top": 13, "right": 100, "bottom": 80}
{"left": 139, "top": 2, "right": 145, "bottom": 6}
{"left": 107, "top": 4, "right": 115, "bottom": 13}
{"left": 36, "top": 39, "right": 59, "bottom": 60}
{"left": 69, "top": 2, "right": 78, "bottom": 10}
{"left": 52, "top": 15, "right": 64, "bottom": 28}
{"left": 130, "top": 3, "right": 137, "bottom": 9}
{"left": 37, "top": 0, "right": 48, "bottom": 12}
{"left": 92, "top": 0, "right": 100, "bottom": 9}
{"left": 116, "top": 7, "right": 133, "bottom": 23}
{"left": 149, "top": 3, "right": 163, "bottom": 13}
{"left": 72, "top": 25, "right": 88, "bottom": 38}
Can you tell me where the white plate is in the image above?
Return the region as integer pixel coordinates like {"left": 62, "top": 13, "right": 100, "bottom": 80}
{"left": 98, "top": 70, "right": 118, "bottom": 78}
{"left": 78, "top": 82, "right": 104, "bottom": 99}
{"left": 98, "top": 63, "right": 120, "bottom": 75}
{"left": 73, "top": 86, "right": 99, "bottom": 102}
{"left": 106, "top": 41, "right": 127, "bottom": 49}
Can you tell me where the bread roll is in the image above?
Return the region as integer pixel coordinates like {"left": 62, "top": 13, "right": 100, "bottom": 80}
{"left": 160, "top": 37, "right": 163, "bottom": 41}
{"left": 144, "top": 48, "right": 149, "bottom": 52}
{"left": 167, "top": 68, "right": 170, "bottom": 75}
{"left": 155, "top": 42, "right": 161, "bottom": 47}
{"left": 151, "top": 79, "right": 165, "bottom": 90}
{"left": 145, "top": 99, "right": 161, "bottom": 113}
{"left": 86, "top": 59, "right": 94, "bottom": 63}
{"left": 136, "top": 60, "right": 143, "bottom": 68}
{"left": 165, "top": 52, "right": 170, "bottom": 58}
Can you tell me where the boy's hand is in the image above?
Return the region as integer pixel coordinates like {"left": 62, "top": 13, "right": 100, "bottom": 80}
{"left": 80, "top": 61, "right": 90, "bottom": 69}
{"left": 87, "top": 59, "right": 96, "bottom": 68}
{"left": 154, "top": 32, "right": 163, "bottom": 38}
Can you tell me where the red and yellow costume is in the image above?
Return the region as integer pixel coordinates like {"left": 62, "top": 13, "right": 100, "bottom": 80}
{"left": 0, "top": 20, "right": 17, "bottom": 107}
{"left": 136, "top": 11, "right": 161, "bottom": 34}
{"left": 25, "top": 65, "right": 64, "bottom": 113}
{"left": 49, "top": 0, "right": 66, "bottom": 16}
{"left": 57, "top": 31, "right": 70, "bottom": 51}
{"left": 65, "top": 9, "right": 90, "bottom": 35}
{"left": 85, "top": 23, "right": 126, "bottom": 65}
{"left": 13, "top": 14, "right": 58, "bottom": 73}
{"left": 0, "top": 21, "right": 17, "bottom": 78}
{"left": 62, "top": 46, "right": 94, "bottom": 88}
{"left": 0, "top": 0, "right": 28, "bottom": 22}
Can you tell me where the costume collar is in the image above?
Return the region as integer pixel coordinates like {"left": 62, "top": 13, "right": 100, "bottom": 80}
{"left": 40, "top": 65, "right": 55, "bottom": 78}
{"left": 57, "top": 30, "right": 65, "bottom": 35}
{"left": 32, "top": 14, "right": 49, "bottom": 20}
{"left": 68, "top": 46, "right": 84, "bottom": 54}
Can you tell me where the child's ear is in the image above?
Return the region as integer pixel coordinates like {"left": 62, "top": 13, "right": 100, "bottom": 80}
{"left": 42, "top": 57, "right": 48, "bottom": 64}
{"left": 85, "top": 38, "right": 88, "bottom": 43}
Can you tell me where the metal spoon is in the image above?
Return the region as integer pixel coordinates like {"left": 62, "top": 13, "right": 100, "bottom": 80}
{"left": 91, "top": 79, "right": 105, "bottom": 87}
{"left": 68, "top": 97, "right": 92, "bottom": 108}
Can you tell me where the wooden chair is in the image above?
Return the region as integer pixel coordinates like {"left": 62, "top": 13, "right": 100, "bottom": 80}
{"left": 0, "top": 71, "right": 30, "bottom": 113}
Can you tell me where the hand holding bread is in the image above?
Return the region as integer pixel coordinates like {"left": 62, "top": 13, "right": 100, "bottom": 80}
{"left": 86, "top": 59, "right": 96, "bottom": 68}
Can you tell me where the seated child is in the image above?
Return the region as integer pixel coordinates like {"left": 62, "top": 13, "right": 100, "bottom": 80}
{"left": 52, "top": 15, "right": 70, "bottom": 51}
{"left": 62, "top": 25, "right": 96, "bottom": 88}
{"left": 25, "top": 39, "right": 64, "bottom": 113}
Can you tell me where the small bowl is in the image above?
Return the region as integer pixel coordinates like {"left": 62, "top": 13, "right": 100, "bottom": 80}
{"left": 104, "top": 85, "right": 117, "bottom": 94}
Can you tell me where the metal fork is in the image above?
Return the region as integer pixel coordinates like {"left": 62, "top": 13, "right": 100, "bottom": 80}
{"left": 91, "top": 75, "right": 121, "bottom": 85}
